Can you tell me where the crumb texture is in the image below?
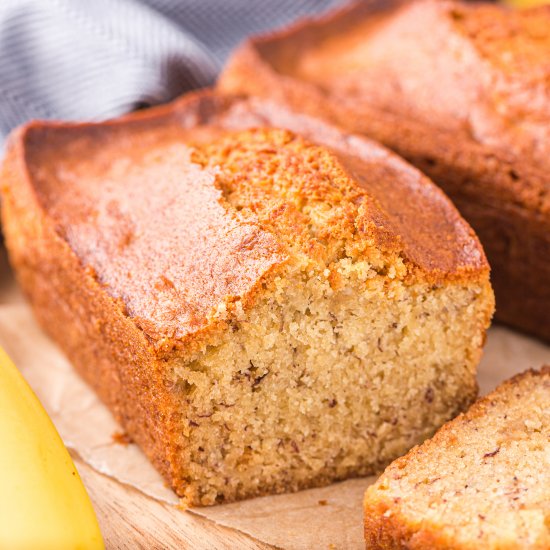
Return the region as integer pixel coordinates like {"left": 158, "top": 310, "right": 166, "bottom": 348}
{"left": 364, "top": 367, "right": 550, "bottom": 550}
{"left": 169, "top": 128, "right": 493, "bottom": 504}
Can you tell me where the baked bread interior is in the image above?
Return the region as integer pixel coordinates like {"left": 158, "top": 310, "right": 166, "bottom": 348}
{"left": 220, "top": 0, "right": 550, "bottom": 342}
{"left": 1, "top": 92, "right": 494, "bottom": 505}
{"left": 364, "top": 367, "right": 550, "bottom": 550}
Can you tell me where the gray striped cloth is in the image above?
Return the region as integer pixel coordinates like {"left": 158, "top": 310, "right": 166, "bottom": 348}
{"left": 0, "top": 0, "right": 345, "bottom": 146}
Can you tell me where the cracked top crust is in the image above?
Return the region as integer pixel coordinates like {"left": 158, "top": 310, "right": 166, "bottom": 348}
{"left": 5, "top": 91, "right": 488, "bottom": 348}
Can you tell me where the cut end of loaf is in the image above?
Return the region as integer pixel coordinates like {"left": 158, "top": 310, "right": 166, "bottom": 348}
{"left": 164, "top": 129, "right": 494, "bottom": 505}
{"left": 172, "top": 260, "right": 491, "bottom": 505}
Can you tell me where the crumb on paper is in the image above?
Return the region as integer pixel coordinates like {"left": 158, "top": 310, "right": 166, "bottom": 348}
{"left": 112, "top": 431, "right": 133, "bottom": 446}
{"left": 176, "top": 499, "right": 190, "bottom": 511}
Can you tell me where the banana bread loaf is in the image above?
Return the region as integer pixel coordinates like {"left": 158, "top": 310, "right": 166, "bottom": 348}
{"left": 220, "top": 0, "right": 550, "bottom": 342}
{"left": 364, "top": 367, "right": 550, "bottom": 549}
{"left": 0, "top": 91, "right": 494, "bottom": 506}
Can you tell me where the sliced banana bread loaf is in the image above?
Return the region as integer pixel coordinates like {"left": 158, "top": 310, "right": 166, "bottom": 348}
{"left": 220, "top": 0, "right": 550, "bottom": 342}
{"left": 364, "top": 367, "right": 550, "bottom": 549}
{"left": 0, "top": 91, "right": 493, "bottom": 506}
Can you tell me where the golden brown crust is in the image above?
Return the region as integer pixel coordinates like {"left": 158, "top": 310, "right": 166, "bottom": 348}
{"left": 219, "top": 0, "right": 550, "bottom": 341}
{"left": 363, "top": 367, "right": 550, "bottom": 549}
{"left": 19, "top": 124, "right": 287, "bottom": 351}
{"left": 6, "top": 92, "right": 489, "bottom": 351}
{"left": 0, "top": 90, "right": 491, "bottom": 502}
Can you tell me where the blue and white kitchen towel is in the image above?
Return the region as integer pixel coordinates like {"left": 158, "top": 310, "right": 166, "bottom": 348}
{"left": 0, "top": 0, "right": 345, "bottom": 145}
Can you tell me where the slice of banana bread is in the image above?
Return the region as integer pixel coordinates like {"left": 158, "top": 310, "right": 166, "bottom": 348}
{"left": 364, "top": 367, "right": 550, "bottom": 549}
{"left": 220, "top": 0, "right": 550, "bottom": 342}
{"left": 0, "top": 91, "right": 494, "bottom": 506}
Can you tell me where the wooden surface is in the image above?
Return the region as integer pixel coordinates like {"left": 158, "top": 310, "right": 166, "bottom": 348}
{"left": 74, "top": 456, "right": 275, "bottom": 550}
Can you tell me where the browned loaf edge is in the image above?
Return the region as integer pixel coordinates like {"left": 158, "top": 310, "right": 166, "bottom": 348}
{"left": 0, "top": 90, "right": 491, "bottom": 504}
{"left": 219, "top": 0, "right": 550, "bottom": 342}
{"left": 363, "top": 366, "right": 550, "bottom": 550}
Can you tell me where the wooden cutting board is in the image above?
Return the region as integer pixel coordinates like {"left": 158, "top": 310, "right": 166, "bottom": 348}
{"left": 75, "top": 456, "right": 275, "bottom": 550}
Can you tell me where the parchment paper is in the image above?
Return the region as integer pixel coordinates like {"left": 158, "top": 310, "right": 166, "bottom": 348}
{"left": 1, "top": 248, "right": 548, "bottom": 549}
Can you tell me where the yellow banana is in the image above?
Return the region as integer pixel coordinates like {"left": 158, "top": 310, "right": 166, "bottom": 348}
{"left": 0, "top": 346, "right": 104, "bottom": 550}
